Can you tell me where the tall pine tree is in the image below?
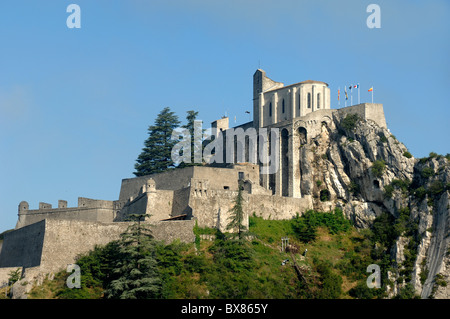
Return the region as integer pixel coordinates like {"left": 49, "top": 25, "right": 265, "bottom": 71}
{"left": 134, "top": 107, "right": 180, "bottom": 176}
{"left": 105, "top": 214, "right": 162, "bottom": 299}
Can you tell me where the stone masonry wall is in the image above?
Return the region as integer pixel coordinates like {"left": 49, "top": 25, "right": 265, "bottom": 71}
{"left": 16, "top": 198, "right": 116, "bottom": 229}
{"left": 0, "top": 220, "right": 45, "bottom": 268}
{"left": 0, "top": 219, "right": 195, "bottom": 274}
{"left": 335, "top": 103, "right": 387, "bottom": 129}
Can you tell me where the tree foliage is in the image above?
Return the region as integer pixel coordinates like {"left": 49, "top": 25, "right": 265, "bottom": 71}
{"left": 341, "top": 113, "right": 360, "bottom": 131}
{"left": 292, "top": 208, "right": 351, "bottom": 243}
{"left": 371, "top": 159, "right": 386, "bottom": 178}
{"left": 134, "top": 107, "right": 180, "bottom": 176}
{"left": 178, "top": 110, "right": 204, "bottom": 167}
{"left": 105, "top": 214, "right": 162, "bottom": 299}
{"left": 226, "top": 181, "right": 248, "bottom": 241}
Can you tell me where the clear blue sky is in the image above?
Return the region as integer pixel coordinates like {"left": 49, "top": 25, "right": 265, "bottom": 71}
{"left": 1, "top": 0, "right": 449, "bottom": 232}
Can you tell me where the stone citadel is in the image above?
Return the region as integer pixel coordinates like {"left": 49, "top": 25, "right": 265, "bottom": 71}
{"left": 0, "top": 69, "right": 388, "bottom": 290}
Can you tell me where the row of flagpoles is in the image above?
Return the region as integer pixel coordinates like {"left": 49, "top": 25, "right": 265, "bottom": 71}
{"left": 338, "top": 84, "right": 374, "bottom": 107}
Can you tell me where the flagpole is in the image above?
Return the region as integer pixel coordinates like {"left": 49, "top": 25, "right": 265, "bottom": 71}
{"left": 345, "top": 86, "right": 347, "bottom": 107}
{"left": 358, "top": 83, "right": 360, "bottom": 104}
{"left": 350, "top": 87, "right": 353, "bottom": 106}
{"left": 338, "top": 87, "right": 340, "bottom": 107}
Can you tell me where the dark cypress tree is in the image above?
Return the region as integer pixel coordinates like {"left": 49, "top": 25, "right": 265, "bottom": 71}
{"left": 227, "top": 180, "right": 248, "bottom": 241}
{"left": 134, "top": 107, "right": 180, "bottom": 176}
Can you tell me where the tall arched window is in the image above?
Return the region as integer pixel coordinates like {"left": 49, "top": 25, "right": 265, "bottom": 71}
{"left": 282, "top": 99, "right": 285, "bottom": 113}
{"left": 317, "top": 93, "right": 321, "bottom": 109}
{"left": 269, "top": 102, "right": 272, "bottom": 117}
{"left": 307, "top": 93, "right": 311, "bottom": 108}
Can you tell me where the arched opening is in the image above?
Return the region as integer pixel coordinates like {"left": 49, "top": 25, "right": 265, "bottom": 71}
{"left": 269, "top": 102, "right": 272, "bottom": 117}
{"left": 317, "top": 93, "right": 321, "bottom": 109}
{"left": 281, "top": 128, "right": 289, "bottom": 197}
{"left": 373, "top": 180, "right": 380, "bottom": 189}
{"left": 307, "top": 93, "right": 311, "bottom": 108}
{"left": 268, "top": 132, "right": 275, "bottom": 194}
{"left": 298, "top": 127, "right": 307, "bottom": 146}
{"left": 282, "top": 99, "right": 285, "bottom": 113}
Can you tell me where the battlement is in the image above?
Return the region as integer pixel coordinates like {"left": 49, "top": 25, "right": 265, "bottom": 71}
{"left": 15, "top": 197, "right": 116, "bottom": 229}
{"left": 335, "top": 103, "right": 386, "bottom": 129}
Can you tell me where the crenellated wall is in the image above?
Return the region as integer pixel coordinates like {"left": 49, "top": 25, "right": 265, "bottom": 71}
{"left": 15, "top": 198, "right": 117, "bottom": 229}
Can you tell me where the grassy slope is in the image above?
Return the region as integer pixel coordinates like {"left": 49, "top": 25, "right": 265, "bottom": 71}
{"left": 26, "top": 214, "right": 372, "bottom": 299}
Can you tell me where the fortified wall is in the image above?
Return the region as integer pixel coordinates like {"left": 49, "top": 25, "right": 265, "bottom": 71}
{"left": 16, "top": 197, "right": 117, "bottom": 229}
{"left": 0, "top": 219, "right": 195, "bottom": 274}
{"left": 0, "top": 70, "right": 389, "bottom": 296}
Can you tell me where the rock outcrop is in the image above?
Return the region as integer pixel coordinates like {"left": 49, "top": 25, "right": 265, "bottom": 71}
{"left": 299, "top": 113, "right": 449, "bottom": 298}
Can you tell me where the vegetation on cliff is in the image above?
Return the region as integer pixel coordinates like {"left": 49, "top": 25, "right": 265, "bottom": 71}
{"left": 27, "top": 208, "right": 404, "bottom": 299}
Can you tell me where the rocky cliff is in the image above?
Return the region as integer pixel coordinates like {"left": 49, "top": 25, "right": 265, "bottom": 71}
{"left": 298, "top": 112, "right": 449, "bottom": 298}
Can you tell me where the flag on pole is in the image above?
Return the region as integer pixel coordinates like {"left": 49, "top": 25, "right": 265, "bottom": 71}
{"left": 345, "top": 87, "right": 348, "bottom": 100}
{"left": 368, "top": 87, "right": 373, "bottom": 92}
{"left": 338, "top": 87, "right": 340, "bottom": 107}
{"left": 354, "top": 84, "right": 360, "bottom": 104}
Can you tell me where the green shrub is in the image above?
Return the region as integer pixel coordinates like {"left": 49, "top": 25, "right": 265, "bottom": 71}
{"left": 403, "top": 151, "right": 412, "bottom": 158}
{"left": 384, "top": 184, "right": 394, "bottom": 199}
{"left": 429, "top": 152, "right": 438, "bottom": 159}
{"left": 348, "top": 181, "right": 361, "bottom": 196}
{"left": 429, "top": 180, "right": 444, "bottom": 196}
{"left": 391, "top": 179, "right": 411, "bottom": 191}
{"left": 394, "top": 283, "right": 419, "bottom": 299}
{"left": 384, "top": 178, "right": 411, "bottom": 198}
{"left": 371, "top": 160, "right": 386, "bottom": 178}
{"left": 316, "top": 180, "right": 323, "bottom": 187}
{"left": 393, "top": 207, "right": 411, "bottom": 236}
{"left": 316, "top": 260, "right": 343, "bottom": 299}
{"left": 292, "top": 213, "right": 317, "bottom": 243}
{"left": 435, "top": 274, "right": 447, "bottom": 287}
{"left": 378, "top": 133, "right": 388, "bottom": 143}
{"left": 421, "top": 167, "right": 435, "bottom": 178}
{"left": 371, "top": 212, "right": 397, "bottom": 247}
{"left": 320, "top": 189, "right": 331, "bottom": 202}
{"left": 414, "top": 186, "right": 427, "bottom": 200}
{"left": 342, "top": 113, "right": 360, "bottom": 131}
{"left": 420, "top": 260, "right": 429, "bottom": 285}
{"left": 348, "top": 281, "right": 384, "bottom": 299}
{"left": 8, "top": 268, "right": 21, "bottom": 285}
{"left": 293, "top": 208, "right": 351, "bottom": 238}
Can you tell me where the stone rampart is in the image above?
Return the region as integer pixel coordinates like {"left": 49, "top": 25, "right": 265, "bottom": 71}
{"left": 15, "top": 198, "right": 116, "bottom": 229}
{"left": 0, "top": 219, "right": 195, "bottom": 274}
{"left": 336, "top": 103, "right": 387, "bottom": 128}
{"left": 248, "top": 194, "right": 313, "bottom": 220}
{"left": 0, "top": 220, "right": 45, "bottom": 268}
